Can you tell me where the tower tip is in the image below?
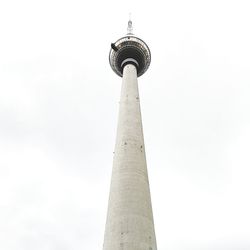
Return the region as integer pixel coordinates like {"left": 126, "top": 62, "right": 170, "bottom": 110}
{"left": 127, "top": 14, "right": 133, "bottom": 35}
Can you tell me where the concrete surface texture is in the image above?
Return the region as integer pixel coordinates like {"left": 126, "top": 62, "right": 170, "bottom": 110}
{"left": 103, "top": 64, "right": 157, "bottom": 250}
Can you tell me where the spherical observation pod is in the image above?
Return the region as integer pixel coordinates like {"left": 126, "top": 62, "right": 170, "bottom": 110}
{"left": 109, "top": 35, "right": 151, "bottom": 77}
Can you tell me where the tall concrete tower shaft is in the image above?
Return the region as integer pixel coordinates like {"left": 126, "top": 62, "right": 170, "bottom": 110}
{"left": 103, "top": 21, "right": 157, "bottom": 250}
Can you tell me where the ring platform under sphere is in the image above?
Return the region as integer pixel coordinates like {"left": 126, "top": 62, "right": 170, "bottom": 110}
{"left": 109, "top": 35, "right": 151, "bottom": 77}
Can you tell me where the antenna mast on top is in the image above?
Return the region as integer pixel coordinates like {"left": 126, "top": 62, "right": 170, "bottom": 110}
{"left": 127, "top": 13, "right": 133, "bottom": 35}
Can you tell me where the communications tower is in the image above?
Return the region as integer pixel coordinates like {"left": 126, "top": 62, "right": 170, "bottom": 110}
{"left": 103, "top": 19, "right": 157, "bottom": 250}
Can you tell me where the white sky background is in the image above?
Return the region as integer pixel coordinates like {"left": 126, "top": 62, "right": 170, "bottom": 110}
{"left": 0, "top": 0, "right": 250, "bottom": 249}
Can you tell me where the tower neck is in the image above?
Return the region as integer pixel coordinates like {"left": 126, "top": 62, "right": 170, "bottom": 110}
{"left": 103, "top": 63, "right": 157, "bottom": 250}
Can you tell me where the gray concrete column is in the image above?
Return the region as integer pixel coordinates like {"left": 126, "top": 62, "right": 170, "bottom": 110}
{"left": 103, "top": 64, "right": 157, "bottom": 250}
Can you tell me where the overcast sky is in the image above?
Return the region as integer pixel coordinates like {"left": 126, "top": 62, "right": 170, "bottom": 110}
{"left": 1, "top": 0, "right": 250, "bottom": 249}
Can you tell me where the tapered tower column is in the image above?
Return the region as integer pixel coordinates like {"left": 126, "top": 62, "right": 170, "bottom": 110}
{"left": 103, "top": 20, "right": 157, "bottom": 250}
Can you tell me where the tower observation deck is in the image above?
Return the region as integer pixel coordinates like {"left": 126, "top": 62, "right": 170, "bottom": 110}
{"left": 103, "top": 20, "right": 157, "bottom": 250}
{"left": 109, "top": 21, "right": 151, "bottom": 77}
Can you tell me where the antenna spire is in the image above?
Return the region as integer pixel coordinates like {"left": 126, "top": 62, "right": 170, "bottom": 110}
{"left": 127, "top": 13, "right": 133, "bottom": 35}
